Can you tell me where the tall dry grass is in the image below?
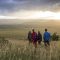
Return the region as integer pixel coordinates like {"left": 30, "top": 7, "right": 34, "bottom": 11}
{"left": 0, "top": 39, "right": 60, "bottom": 60}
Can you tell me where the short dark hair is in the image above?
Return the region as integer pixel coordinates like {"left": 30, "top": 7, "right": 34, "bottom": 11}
{"left": 32, "top": 29, "right": 34, "bottom": 32}
{"left": 45, "top": 29, "right": 47, "bottom": 31}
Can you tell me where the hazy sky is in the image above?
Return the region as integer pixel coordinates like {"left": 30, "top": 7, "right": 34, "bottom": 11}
{"left": 0, "top": 0, "right": 60, "bottom": 20}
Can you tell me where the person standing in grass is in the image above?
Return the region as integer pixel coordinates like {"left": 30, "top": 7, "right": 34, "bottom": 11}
{"left": 37, "top": 31, "right": 42, "bottom": 45}
{"left": 32, "top": 29, "right": 37, "bottom": 48}
{"left": 43, "top": 29, "right": 51, "bottom": 47}
{"left": 28, "top": 31, "right": 32, "bottom": 44}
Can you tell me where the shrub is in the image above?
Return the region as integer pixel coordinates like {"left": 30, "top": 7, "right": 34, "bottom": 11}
{"left": 52, "top": 33, "right": 59, "bottom": 41}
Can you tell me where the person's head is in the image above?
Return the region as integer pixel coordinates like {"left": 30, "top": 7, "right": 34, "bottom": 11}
{"left": 54, "top": 32, "right": 57, "bottom": 35}
{"left": 45, "top": 28, "right": 47, "bottom": 32}
{"left": 29, "top": 31, "right": 31, "bottom": 33}
{"left": 32, "top": 29, "right": 35, "bottom": 32}
{"left": 38, "top": 31, "right": 40, "bottom": 33}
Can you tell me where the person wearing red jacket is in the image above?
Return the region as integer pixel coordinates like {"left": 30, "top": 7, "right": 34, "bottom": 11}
{"left": 32, "top": 29, "right": 37, "bottom": 48}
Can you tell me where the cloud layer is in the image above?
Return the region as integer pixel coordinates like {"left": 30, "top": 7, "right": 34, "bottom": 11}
{"left": 0, "top": 0, "right": 60, "bottom": 15}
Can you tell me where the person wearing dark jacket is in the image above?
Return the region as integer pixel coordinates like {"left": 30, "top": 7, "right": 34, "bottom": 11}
{"left": 37, "top": 31, "right": 42, "bottom": 45}
{"left": 28, "top": 31, "right": 32, "bottom": 44}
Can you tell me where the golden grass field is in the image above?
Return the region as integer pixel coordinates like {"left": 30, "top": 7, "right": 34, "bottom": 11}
{"left": 0, "top": 20, "right": 59, "bottom": 60}
{"left": 0, "top": 38, "right": 60, "bottom": 60}
{"left": 0, "top": 20, "right": 60, "bottom": 40}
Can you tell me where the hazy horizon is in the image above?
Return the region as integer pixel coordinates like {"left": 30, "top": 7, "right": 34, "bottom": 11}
{"left": 0, "top": 19, "right": 60, "bottom": 25}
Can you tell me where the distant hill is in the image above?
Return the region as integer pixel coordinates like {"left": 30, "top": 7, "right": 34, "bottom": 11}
{"left": 22, "top": 20, "right": 60, "bottom": 34}
{"left": 0, "top": 19, "right": 60, "bottom": 26}
{"left": 0, "top": 19, "right": 28, "bottom": 25}
{"left": 0, "top": 20, "right": 60, "bottom": 32}
{"left": 22, "top": 20, "right": 60, "bottom": 28}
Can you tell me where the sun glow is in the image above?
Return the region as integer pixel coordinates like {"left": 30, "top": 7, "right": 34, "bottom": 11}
{"left": 1, "top": 11, "right": 60, "bottom": 20}
{"left": 11, "top": 11, "right": 60, "bottom": 20}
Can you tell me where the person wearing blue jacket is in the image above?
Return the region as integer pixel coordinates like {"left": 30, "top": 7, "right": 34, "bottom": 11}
{"left": 43, "top": 29, "right": 51, "bottom": 46}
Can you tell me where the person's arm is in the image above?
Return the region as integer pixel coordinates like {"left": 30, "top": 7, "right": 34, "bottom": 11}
{"left": 43, "top": 33, "right": 45, "bottom": 40}
{"left": 27, "top": 33, "right": 29, "bottom": 39}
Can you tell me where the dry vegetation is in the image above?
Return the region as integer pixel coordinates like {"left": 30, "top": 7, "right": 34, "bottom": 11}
{"left": 0, "top": 38, "right": 60, "bottom": 60}
{"left": 0, "top": 20, "right": 60, "bottom": 60}
{"left": 0, "top": 20, "right": 60, "bottom": 40}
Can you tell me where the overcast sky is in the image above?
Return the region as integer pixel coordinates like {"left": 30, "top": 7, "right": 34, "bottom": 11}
{"left": 0, "top": 0, "right": 60, "bottom": 14}
{"left": 0, "top": 0, "right": 60, "bottom": 20}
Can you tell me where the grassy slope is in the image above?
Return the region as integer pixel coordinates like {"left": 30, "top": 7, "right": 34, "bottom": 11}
{"left": 0, "top": 20, "right": 60, "bottom": 39}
